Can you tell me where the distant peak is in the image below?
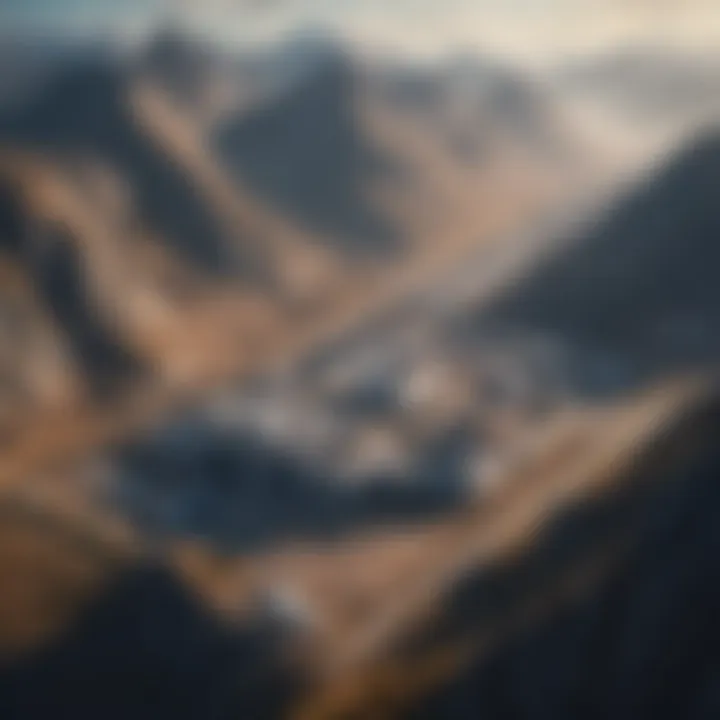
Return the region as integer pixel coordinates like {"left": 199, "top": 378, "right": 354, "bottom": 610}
{"left": 141, "top": 26, "right": 207, "bottom": 66}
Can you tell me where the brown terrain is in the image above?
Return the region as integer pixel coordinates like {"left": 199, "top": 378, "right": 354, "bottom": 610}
{"left": 0, "top": 30, "right": 717, "bottom": 720}
{"left": 0, "top": 36, "right": 618, "bottom": 488}
{"left": 0, "top": 373, "right": 715, "bottom": 720}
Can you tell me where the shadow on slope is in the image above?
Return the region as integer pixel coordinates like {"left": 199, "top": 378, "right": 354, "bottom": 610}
{"left": 294, "top": 388, "right": 720, "bottom": 720}
{"left": 472, "top": 129, "right": 720, "bottom": 397}
{"left": 0, "top": 61, "right": 241, "bottom": 275}
{"left": 408, "top": 398, "right": 720, "bottom": 720}
{"left": 215, "top": 51, "right": 402, "bottom": 257}
{"left": 0, "top": 560, "right": 293, "bottom": 720}
{"left": 115, "top": 423, "right": 467, "bottom": 553}
{"left": 0, "top": 182, "right": 140, "bottom": 395}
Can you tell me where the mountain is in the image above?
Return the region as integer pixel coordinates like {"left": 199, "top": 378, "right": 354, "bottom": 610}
{"left": 0, "top": 33, "right": 603, "bottom": 434}
{"left": 390, "top": 385, "right": 720, "bottom": 720}
{"left": 0, "top": 373, "right": 719, "bottom": 720}
{"left": 0, "top": 49, "right": 330, "bottom": 402}
{"left": 135, "top": 28, "right": 250, "bottom": 128}
{"left": 0, "top": 33, "right": 716, "bottom": 720}
{"left": 0, "top": 177, "right": 140, "bottom": 396}
{"left": 139, "top": 29, "right": 215, "bottom": 106}
{"left": 0, "top": 61, "right": 242, "bottom": 275}
{"left": 0, "top": 34, "right": 112, "bottom": 112}
{"left": 215, "top": 48, "right": 403, "bottom": 256}
{"left": 377, "top": 56, "right": 569, "bottom": 164}
{"left": 0, "top": 498, "right": 292, "bottom": 720}
{"left": 0, "top": 258, "right": 79, "bottom": 423}
{"left": 471, "top": 129, "right": 720, "bottom": 395}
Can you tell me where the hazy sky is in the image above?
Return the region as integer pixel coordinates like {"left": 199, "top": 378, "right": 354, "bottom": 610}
{"left": 2, "top": 0, "right": 719, "bottom": 60}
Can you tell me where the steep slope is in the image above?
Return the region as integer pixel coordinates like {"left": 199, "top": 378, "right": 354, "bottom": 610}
{"left": 0, "top": 174, "right": 139, "bottom": 398}
{"left": 287, "top": 380, "right": 720, "bottom": 720}
{"left": 0, "top": 257, "right": 79, "bottom": 426}
{"left": 403, "top": 390, "right": 720, "bottom": 720}
{"left": 0, "top": 39, "right": 611, "bottom": 452}
{"left": 215, "top": 49, "right": 402, "bottom": 257}
{"left": 0, "top": 496, "right": 292, "bottom": 720}
{"left": 139, "top": 29, "right": 215, "bottom": 110}
{"left": 0, "top": 60, "right": 241, "bottom": 275}
{"left": 0, "top": 52, "right": 343, "bottom": 402}
{"left": 472, "top": 129, "right": 720, "bottom": 394}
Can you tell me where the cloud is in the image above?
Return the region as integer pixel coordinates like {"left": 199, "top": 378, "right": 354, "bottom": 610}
{"left": 4, "top": 0, "right": 719, "bottom": 58}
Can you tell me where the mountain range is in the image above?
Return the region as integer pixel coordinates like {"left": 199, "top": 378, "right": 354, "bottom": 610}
{"left": 0, "top": 28, "right": 717, "bottom": 720}
{"left": 0, "top": 30, "right": 592, "bottom": 431}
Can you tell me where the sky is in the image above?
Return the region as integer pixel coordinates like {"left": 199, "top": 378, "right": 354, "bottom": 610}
{"left": 2, "top": 0, "right": 719, "bottom": 60}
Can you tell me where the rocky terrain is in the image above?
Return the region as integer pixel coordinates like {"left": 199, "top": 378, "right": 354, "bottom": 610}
{"left": 0, "top": 26, "right": 717, "bottom": 720}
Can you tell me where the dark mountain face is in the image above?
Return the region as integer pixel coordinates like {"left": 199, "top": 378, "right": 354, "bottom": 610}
{"left": 139, "top": 29, "right": 216, "bottom": 109}
{"left": 406, "top": 400, "right": 720, "bottom": 720}
{"left": 472, "top": 130, "right": 720, "bottom": 394}
{"left": 0, "top": 62, "right": 238, "bottom": 275}
{"left": 0, "top": 182, "right": 140, "bottom": 395}
{"left": 32, "top": 228, "right": 140, "bottom": 396}
{"left": 0, "top": 184, "right": 24, "bottom": 258}
{"left": 0, "top": 563, "right": 293, "bottom": 720}
{"left": 0, "top": 35, "right": 110, "bottom": 112}
{"left": 215, "top": 52, "right": 402, "bottom": 256}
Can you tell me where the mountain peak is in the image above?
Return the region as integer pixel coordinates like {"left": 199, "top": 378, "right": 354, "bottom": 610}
{"left": 215, "top": 45, "right": 400, "bottom": 257}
